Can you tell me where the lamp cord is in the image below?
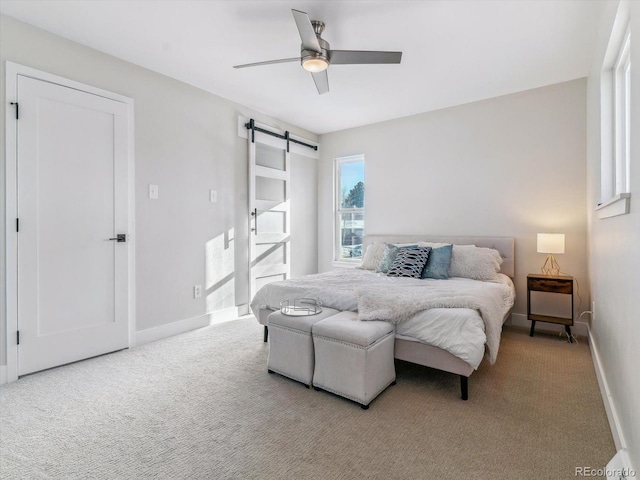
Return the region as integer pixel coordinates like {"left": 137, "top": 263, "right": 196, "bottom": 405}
{"left": 559, "top": 270, "right": 583, "bottom": 345}
{"left": 559, "top": 270, "right": 582, "bottom": 318}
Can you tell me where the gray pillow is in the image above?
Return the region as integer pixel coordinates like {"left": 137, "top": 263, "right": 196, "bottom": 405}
{"left": 421, "top": 244, "right": 453, "bottom": 279}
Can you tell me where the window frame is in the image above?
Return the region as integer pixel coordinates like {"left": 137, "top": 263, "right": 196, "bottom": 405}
{"left": 598, "top": 16, "right": 631, "bottom": 219}
{"left": 334, "top": 155, "right": 365, "bottom": 265}
{"left": 613, "top": 29, "right": 630, "bottom": 196}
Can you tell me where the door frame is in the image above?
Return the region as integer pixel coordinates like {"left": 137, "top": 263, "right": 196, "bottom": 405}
{"left": 4, "top": 62, "right": 136, "bottom": 383}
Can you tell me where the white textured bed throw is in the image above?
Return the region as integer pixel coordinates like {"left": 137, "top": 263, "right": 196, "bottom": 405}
{"left": 356, "top": 282, "right": 506, "bottom": 364}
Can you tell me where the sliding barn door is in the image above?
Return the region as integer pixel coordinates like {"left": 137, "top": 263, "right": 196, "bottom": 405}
{"left": 248, "top": 137, "right": 291, "bottom": 300}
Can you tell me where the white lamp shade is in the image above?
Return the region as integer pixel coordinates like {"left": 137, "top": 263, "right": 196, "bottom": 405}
{"left": 537, "top": 233, "right": 565, "bottom": 254}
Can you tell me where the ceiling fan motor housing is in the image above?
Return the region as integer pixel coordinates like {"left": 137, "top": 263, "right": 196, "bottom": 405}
{"left": 301, "top": 24, "right": 330, "bottom": 70}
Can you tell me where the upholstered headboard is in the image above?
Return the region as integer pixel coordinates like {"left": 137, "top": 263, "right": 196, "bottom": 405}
{"left": 363, "top": 235, "right": 515, "bottom": 278}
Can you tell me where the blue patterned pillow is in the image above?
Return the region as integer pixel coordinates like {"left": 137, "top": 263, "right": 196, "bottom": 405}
{"left": 376, "top": 244, "right": 419, "bottom": 273}
{"left": 387, "top": 247, "right": 431, "bottom": 278}
{"left": 421, "top": 244, "right": 453, "bottom": 279}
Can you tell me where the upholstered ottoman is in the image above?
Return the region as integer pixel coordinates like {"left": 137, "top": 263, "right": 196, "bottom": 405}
{"left": 267, "top": 307, "right": 341, "bottom": 387}
{"left": 312, "top": 312, "right": 396, "bottom": 409}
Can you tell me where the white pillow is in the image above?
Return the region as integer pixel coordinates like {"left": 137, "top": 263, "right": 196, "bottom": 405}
{"left": 449, "top": 245, "right": 503, "bottom": 281}
{"left": 359, "top": 243, "right": 386, "bottom": 270}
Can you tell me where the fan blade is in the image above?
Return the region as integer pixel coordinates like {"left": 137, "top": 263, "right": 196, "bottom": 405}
{"left": 330, "top": 50, "right": 402, "bottom": 65}
{"left": 292, "top": 9, "right": 322, "bottom": 53}
{"left": 311, "top": 70, "right": 329, "bottom": 95}
{"left": 234, "top": 58, "right": 300, "bottom": 69}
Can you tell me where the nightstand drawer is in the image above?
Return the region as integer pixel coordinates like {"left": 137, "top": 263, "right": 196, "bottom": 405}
{"left": 527, "top": 278, "right": 572, "bottom": 294}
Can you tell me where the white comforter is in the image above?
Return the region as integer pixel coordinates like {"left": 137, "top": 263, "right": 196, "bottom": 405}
{"left": 250, "top": 269, "right": 515, "bottom": 369}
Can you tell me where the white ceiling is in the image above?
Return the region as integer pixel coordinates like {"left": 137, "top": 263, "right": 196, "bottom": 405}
{"left": 0, "top": 0, "right": 605, "bottom": 135}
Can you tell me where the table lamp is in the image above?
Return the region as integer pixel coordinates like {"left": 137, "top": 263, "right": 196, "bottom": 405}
{"left": 537, "top": 233, "right": 564, "bottom": 276}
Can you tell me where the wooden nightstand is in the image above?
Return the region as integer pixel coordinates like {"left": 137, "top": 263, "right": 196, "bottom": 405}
{"left": 527, "top": 273, "right": 574, "bottom": 342}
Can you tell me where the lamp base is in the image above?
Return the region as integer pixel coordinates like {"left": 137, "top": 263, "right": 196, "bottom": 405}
{"left": 541, "top": 254, "right": 561, "bottom": 276}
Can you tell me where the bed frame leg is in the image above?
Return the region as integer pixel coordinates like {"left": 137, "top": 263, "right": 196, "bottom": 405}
{"left": 460, "top": 376, "right": 468, "bottom": 401}
{"left": 263, "top": 326, "right": 268, "bottom": 343}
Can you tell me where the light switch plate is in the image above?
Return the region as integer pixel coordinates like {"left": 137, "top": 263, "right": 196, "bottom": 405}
{"left": 209, "top": 189, "right": 217, "bottom": 203}
{"left": 149, "top": 184, "right": 159, "bottom": 200}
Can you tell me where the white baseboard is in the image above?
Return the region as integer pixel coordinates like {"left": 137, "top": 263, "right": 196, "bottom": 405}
{"left": 508, "top": 313, "right": 588, "bottom": 337}
{"left": 0, "top": 365, "right": 7, "bottom": 385}
{"left": 605, "top": 449, "right": 635, "bottom": 479}
{"left": 135, "top": 313, "right": 211, "bottom": 347}
{"left": 209, "top": 306, "right": 242, "bottom": 325}
{"left": 134, "top": 307, "right": 243, "bottom": 347}
{"left": 587, "top": 324, "right": 627, "bottom": 452}
{"left": 237, "top": 304, "right": 250, "bottom": 317}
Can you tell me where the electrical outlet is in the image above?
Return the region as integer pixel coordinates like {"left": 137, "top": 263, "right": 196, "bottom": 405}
{"left": 592, "top": 301, "right": 596, "bottom": 321}
{"left": 194, "top": 285, "right": 202, "bottom": 298}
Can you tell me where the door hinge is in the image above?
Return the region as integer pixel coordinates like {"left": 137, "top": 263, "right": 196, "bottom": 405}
{"left": 17, "top": 331, "right": 20, "bottom": 345}
{"left": 16, "top": 218, "right": 19, "bottom": 232}
{"left": 10, "top": 102, "right": 19, "bottom": 120}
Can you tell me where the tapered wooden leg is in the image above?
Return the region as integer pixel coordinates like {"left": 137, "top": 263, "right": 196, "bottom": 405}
{"left": 529, "top": 320, "right": 536, "bottom": 337}
{"left": 460, "top": 376, "right": 469, "bottom": 401}
{"left": 263, "top": 326, "right": 268, "bottom": 343}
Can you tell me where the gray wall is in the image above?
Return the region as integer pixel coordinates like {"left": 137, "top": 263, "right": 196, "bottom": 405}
{"left": 587, "top": 0, "right": 640, "bottom": 468}
{"left": 0, "top": 15, "right": 318, "bottom": 365}
{"left": 290, "top": 153, "right": 318, "bottom": 278}
{"left": 318, "top": 79, "right": 588, "bottom": 321}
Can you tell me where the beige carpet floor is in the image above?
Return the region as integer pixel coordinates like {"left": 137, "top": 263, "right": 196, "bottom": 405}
{"left": 0, "top": 318, "right": 615, "bottom": 479}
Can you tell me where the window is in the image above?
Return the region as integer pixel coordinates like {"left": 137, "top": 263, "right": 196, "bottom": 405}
{"left": 598, "top": 17, "right": 631, "bottom": 218}
{"left": 613, "top": 30, "right": 630, "bottom": 196}
{"left": 335, "top": 155, "right": 364, "bottom": 262}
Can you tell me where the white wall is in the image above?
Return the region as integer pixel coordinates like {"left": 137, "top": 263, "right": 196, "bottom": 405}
{"left": 0, "top": 15, "right": 318, "bottom": 365}
{"left": 586, "top": 0, "right": 640, "bottom": 469}
{"left": 290, "top": 152, "right": 318, "bottom": 278}
{"left": 318, "top": 79, "right": 588, "bottom": 323}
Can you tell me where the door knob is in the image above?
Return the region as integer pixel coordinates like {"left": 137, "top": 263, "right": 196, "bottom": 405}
{"left": 108, "top": 234, "right": 127, "bottom": 243}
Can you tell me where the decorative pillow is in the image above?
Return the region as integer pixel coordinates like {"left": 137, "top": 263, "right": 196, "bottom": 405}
{"left": 376, "top": 244, "right": 419, "bottom": 273}
{"left": 387, "top": 247, "right": 431, "bottom": 278}
{"left": 359, "top": 243, "right": 386, "bottom": 270}
{"left": 420, "top": 244, "right": 453, "bottom": 279}
{"left": 448, "top": 245, "right": 503, "bottom": 281}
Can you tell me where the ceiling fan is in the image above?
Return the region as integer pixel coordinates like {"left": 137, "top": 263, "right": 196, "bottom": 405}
{"left": 233, "top": 9, "right": 402, "bottom": 95}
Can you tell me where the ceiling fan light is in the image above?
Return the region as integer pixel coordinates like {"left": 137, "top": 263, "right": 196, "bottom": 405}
{"left": 302, "top": 57, "right": 328, "bottom": 72}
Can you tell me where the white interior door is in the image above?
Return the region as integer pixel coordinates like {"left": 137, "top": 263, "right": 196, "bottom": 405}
{"left": 248, "top": 137, "right": 291, "bottom": 299}
{"left": 16, "top": 75, "right": 130, "bottom": 376}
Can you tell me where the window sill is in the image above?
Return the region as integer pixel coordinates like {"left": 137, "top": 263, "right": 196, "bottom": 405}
{"left": 332, "top": 261, "right": 359, "bottom": 269}
{"left": 596, "top": 193, "right": 631, "bottom": 219}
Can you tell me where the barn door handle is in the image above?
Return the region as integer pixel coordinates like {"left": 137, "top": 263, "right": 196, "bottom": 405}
{"left": 108, "top": 234, "right": 127, "bottom": 242}
{"left": 250, "top": 208, "right": 257, "bottom": 235}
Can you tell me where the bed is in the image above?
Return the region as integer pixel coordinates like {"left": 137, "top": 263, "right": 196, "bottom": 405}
{"left": 250, "top": 235, "right": 515, "bottom": 399}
